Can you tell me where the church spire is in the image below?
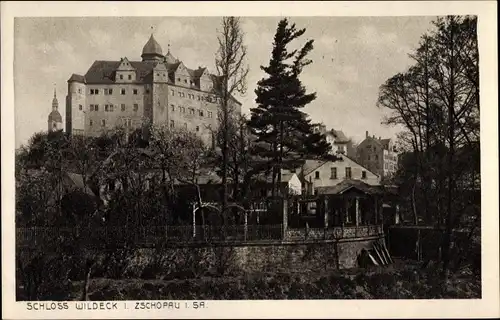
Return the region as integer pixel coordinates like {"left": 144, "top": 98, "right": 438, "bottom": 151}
{"left": 52, "top": 85, "right": 58, "bottom": 111}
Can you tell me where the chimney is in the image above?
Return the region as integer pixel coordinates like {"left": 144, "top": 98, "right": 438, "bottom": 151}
{"left": 365, "top": 131, "right": 368, "bottom": 138}
{"left": 379, "top": 136, "right": 381, "bottom": 140}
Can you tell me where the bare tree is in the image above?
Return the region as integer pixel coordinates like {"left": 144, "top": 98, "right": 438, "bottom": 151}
{"left": 215, "top": 16, "right": 249, "bottom": 214}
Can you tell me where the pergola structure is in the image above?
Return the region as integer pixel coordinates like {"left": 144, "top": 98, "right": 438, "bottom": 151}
{"left": 288, "top": 179, "right": 398, "bottom": 229}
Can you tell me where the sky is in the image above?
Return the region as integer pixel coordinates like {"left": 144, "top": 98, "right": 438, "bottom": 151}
{"left": 14, "top": 16, "right": 437, "bottom": 148}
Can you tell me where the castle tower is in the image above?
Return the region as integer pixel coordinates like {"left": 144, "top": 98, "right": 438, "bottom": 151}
{"left": 141, "top": 33, "right": 164, "bottom": 62}
{"left": 48, "top": 88, "right": 63, "bottom": 132}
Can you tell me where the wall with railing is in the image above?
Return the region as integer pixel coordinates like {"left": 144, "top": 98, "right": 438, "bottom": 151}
{"left": 16, "top": 224, "right": 384, "bottom": 249}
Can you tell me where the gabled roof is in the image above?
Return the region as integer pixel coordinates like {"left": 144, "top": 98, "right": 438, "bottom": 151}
{"left": 316, "top": 179, "right": 383, "bottom": 195}
{"left": 300, "top": 154, "right": 379, "bottom": 178}
{"left": 64, "top": 172, "right": 96, "bottom": 197}
{"left": 332, "top": 129, "right": 350, "bottom": 143}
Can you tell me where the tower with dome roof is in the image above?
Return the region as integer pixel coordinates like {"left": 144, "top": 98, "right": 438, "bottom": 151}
{"left": 48, "top": 88, "right": 63, "bottom": 132}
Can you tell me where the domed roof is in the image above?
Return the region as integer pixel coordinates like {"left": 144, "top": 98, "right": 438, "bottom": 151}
{"left": 164, "top": 50, "right": 179, "bottom": 64}
{"left": 48, "top": 110, "right": 62, "bottom": 122}
{"left": 142, "top": 34, "right": 163, "bottom": 57}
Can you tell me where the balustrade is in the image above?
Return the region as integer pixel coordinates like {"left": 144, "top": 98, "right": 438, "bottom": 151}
{"left": 17, "top": 224, "right": 384, "bottom": 248}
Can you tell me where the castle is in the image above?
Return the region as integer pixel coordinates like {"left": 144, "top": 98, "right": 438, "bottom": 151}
{"left": 62, "top": 34, "right": 241, "bottom": 145}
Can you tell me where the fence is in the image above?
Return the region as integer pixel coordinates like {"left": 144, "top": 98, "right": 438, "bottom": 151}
{"left": 16, "top": 224, "right": 285, "bottom": 249}
{"left": 16, "top": 224, "right": 384, "bottom": 249}
{"left": 285, "top": 225, "right": 384, "bottom": 241}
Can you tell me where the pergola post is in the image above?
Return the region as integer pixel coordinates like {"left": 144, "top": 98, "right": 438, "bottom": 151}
{"left": 282, "top": 198, "right": 288, "bottom": 240}
{"left": 324, "top": 196, "right": 329, "bottom": 229}
{"left": 345, "top": 198, "right": 349, "bottom": 224}
{"left": 192, "top": 203, "right": 196, "bottom": 238}
{"left": 395, "top": 204, "right": 400, "bottom": 225}
{"left": 244, "top": 210, "right": 248, "bottom": 241}
{"left": 355, "top": 197, "right": 360, "bottom": 227}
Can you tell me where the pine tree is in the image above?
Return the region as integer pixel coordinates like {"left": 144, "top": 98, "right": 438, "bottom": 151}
{"left": 248, "top": 18, "right": 332, "bottom": 197}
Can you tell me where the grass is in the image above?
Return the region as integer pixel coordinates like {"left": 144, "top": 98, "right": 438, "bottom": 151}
{"left": 76, "top": 260, "right": 480, "bottom": 300}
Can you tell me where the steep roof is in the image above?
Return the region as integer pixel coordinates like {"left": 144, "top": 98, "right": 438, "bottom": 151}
{"left": 64, "top": 172, "right": 96, "bottom": 197}
{"left": 142, "top": 34, "right": 163, "bottom": 56}
{"left": 300, "top": 154, "right": 379, "bottom": 178}
{"left": 68, "top": 74, "right": 86, "bottom": 83}
{"left": 84, "top": 60, "right": 157, "bottom": 84}
{"left": 332, "top": 129, "right": 350, "bottom": 143}
{"left": 48, "top": 110, "right": 62, "bottom": 122}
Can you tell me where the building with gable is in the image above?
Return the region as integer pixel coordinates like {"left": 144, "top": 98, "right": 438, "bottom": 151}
{"left": 65, "top": 34, "right": 241, "bottom": 146}
{"left": 284, "top": 153, "right": 380, "bottom": 196}
{"left": 312, "top": 123, "right": 356, "bottom": 158}
{"left": 356, "top": 131, "right": 399, "bottom": 179}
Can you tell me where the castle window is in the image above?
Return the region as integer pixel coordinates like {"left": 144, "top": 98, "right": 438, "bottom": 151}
{"left": 189, "top": 108, "right": 195, "bottom": 115}
{"left": 163, "top": 73, "right": 166, "bottom": 77}
{"left": 170, "top": 120, "right": 174, "bottom": 128}
{"left": 362, "top": 171, "right": 367, "bottom": 179}
{"left": 128, "top": 75, "right": 132, "bottom": 80}
{"left": 79, "top": 104, "right": 83, "bottom": 111}
{"left": 133, "top": 89, "right": 138, "bottom": 95}
{"left": 101, "top": 119, "right": 106, "bottom": 127}
{"left": 89, "top": 119, "right": 93, "bottom": 126}
{"left": 120, "top": 75, "right": 123, "bottom": 80}
{"left": 94, "top": 105, "right": 99, "bottom": 111}
{"left": 184, "top": 79, "right": 187, "bottom": 83}
{"left": 171, "top": 90, "right": 175, "bottom": 96}
{"left": 208, "top": 111, "right": 213, "bottom": 118}
{"left": 110, "top": 104, "right": 114, "bottom": 112}
{"left": 315, "top": 171, "right": 320, "bottom": 179}
{"left": 105, "top": 104, "right": 109, "bottom": 112}
{"left": 196, "top": 126, "right": 200, "bottom": 132}
{"left": 126, "top": 119, "right": 132, "bottom": 127}
{"left": 199, "top": 110, "right": 204, "bottom": 117}
{"left": 171, "top": 104, "right": 175, "bottom": 111}
{"left": 109, "top": 88, "right": 113, "bottom": 95}
{"left": 345, "top": 167, "right": 352, "bottom": 179}
{"left": 177, "top": 78, "right": 181, "bottom": 82}
{"left": 78, "top": 88, "right": 82, "bottom": 94}
{"left": 330, "top": 167, "right": 337, "bottom": 179}
{"left": 197, "top": 95, "right": 200, "bottom": 101}
{"left": 375, "top": 155, "right": 379, "bottom": 160}
{"left": 121, "top": 89, "right": 126, "bottom": 95}
{"left": 145, "top": 88, "right": 150, "bottom": 94}
{"left": 368, "top": 155, "right": 371, "bottom": 161}
{"left": 133, "top": 104, "right": 139, "bottom": 112}
{"left": 121, "top": 104, "right": 126, "bottom": 111}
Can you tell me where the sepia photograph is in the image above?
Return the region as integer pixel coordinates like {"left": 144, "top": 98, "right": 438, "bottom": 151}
{"left": 2, "top": 1, "right": 498, "bottom": 319}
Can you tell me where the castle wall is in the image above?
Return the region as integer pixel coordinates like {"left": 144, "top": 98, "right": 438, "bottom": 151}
{"left": 84, "top": 83, "right": 146, "bottom": 136}
{"left": 66, "top": 82, "right": 86, "bottom": 135}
